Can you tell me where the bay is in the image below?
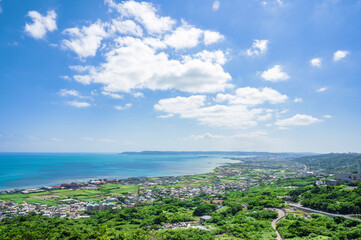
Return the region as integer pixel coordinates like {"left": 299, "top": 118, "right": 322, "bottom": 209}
{"left": 0, "top": 153, "right": 233, "bottom": 190}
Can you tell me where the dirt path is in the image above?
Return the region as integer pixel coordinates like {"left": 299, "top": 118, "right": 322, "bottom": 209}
{"left": 271, "top": 208, "right": 286, "bottom": 240}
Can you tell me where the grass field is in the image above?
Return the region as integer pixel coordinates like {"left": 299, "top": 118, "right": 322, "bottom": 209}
{"left": 0, "top": 184, "right": 138, "bottom": 205}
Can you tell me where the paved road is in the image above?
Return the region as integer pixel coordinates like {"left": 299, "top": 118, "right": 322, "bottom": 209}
{"left": 288, "top": 203, "right": 360, "bottom": 221}
{"left": 271, "top": 208, "right": 286, "bottom": 240}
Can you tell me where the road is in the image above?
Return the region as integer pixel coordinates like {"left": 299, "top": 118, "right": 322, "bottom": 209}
{"left": 271, "top": 208, "right": 286, "bottom": 240}
{"left": 288, "top": 203, "right": 360, "bottom": 221}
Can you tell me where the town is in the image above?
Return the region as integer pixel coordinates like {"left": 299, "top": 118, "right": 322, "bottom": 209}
{"left": 0, "top": 157, "right": 321, "bottom": 221}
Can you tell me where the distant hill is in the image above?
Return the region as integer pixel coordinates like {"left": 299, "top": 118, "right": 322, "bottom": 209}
{"left": 294, "top": 153, "right": 361, "bottom": 173}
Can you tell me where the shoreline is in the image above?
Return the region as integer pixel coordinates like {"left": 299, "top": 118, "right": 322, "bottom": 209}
{"left": 0, "top": 159, "right": 239, "bottom": 193}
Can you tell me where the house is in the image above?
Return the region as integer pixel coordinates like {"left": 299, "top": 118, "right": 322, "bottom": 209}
{"left": 200, "top": 215, "right": 212, "bottom": 221}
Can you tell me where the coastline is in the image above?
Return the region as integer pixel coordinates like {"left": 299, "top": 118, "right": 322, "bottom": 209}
{"left": 0, "top": 156, "right": 238, "bottom": 193}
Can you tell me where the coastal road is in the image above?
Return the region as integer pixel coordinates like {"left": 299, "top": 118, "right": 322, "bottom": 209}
{"left": 271, "top": 208, "right": 286, "bottom": 240}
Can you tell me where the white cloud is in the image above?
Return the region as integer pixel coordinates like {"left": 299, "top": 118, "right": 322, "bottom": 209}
{"left": 294, "top": 97, "right": 302, "bottom": 103}
{"left": 275, "top": 114, "right": 321, "bottom": 127}
{"left": 143, "top": 37, "right": 167, "bottom": 49}
{"left": 155, "top": 95, "right": 273, "bottom": 129}
{"left": 61, "top": 75, "right": 71, "bottom": 81}
{"left": 215, "top": 87, "right": 288, "bottom": 105}
{"left": 101, "top": 91, "right": 123, "bottom": 99}
{"left": 133, "top": 92, "right": 144, "bottom": 98}
{"left": 203, "top": 30, "right": 224, "bottom": 45}
{"left": 157, "top": 113, "right": 174, "bottom": 118}
{"left": 72, "top": 37, "right": 231, "bottom": 93}
{"left": 323, "top": 115, "right": 332, "bottom": 119}
{"left": 58, "top": 89, "right": 92, "bottom": 100}
{"left": 184, "top": 133, "right": 224, "bottom": 140}
{"left": 67, "top": 100, "right": 91, "bottom": 108}
{"left": 25, "top": 10, "right": 57, "bottom": 39}
{"left": 115, "top": 103, "right": 132, "bottom": 110}
{"left": 58, "top": 89, "right": 79, "bottom": 97}
{"left": 310, "top": 58, "right": 322, "bottom": 67}
{"left": 164, "top": 23, "right": 203, "bottom": 49}
{"left": 333, "top": 50, "right": 349, "bottom": 61}
{"left": 317, "top": 87, "right": 327, "bottom": 92}
{"left": 261, "top": 65, "right": 289, "bottom": 82}
{"left": 64, "top": 1, "right": 229, "bottom": 95}
{"left": 246, "top": 40, "right": 269, "bottom": 56}
{"left": 212, "top": 1, "right": 220, "bottom": 11}
{"left": 194, "top": 50, "right": 227, "bottom": 65}
{"left": 62, "top": 21, "right": 108, "bottom": 58}
{"left": 106, "top": 0, "right": 175, "bottom": 34}
{"left": 110, "top": 19, "right": 143, "bottom": 37}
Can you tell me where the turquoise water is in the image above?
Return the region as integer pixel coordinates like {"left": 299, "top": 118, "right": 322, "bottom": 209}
{"left": 0, "top": 153, "right": 232, "bottom": 190}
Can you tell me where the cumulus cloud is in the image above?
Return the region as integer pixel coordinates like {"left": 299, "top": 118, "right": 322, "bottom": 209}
{"left": 203, "top": 30, "right": 224, "bottom": 45}
{"left": 317, "top": 87, "right": 327, "bottom": 92}
{"left": 246, "top": 40, "right": 269, "bottom": 56}
{"left": 101, "top": 91, "right": 123, "bottom": 99}
{"left": 106, "top": 0, "right": 175, "bottom": 34}
{"left": 67, "top": 100, "right": 91, "bottom": 108}
{"left": 215, "top": 87, "right": 288, "bottom": 105}
{"left": 115, "top": 103, "right": 132, "bottom": 110}
{"left": 110, "top": 19, "right": 143, "bottom": 37}
{"left": 64, "top": 1, "right": 228, "bottom": 94}
{"left": 164, "top": 22, "right": 203, "bottom": 49}
{"left": 25, "top": 10, "right": 57, "bottom": 39}
{"left": 261, "top": 65, "right": 289, "bottom": 82}
{"left": 62, "top": 21, "right": 108, "bottom": 58}
{"left": 333, "top": 50, "right": 349, "bottom": 61}
{"left": 323, "top": 115, "right": 332, "bottom": 119}
{"left": 71, "top": 37, "right": 231, "bottom": 93}
{"left": 275, "top": 114, "right": 321, "bottom": 127}
{"left": 310, "top": 58, "right": 322, "bottom": 67}
{"left": 194, "top": 50, "right": 227, "bottom": 65}
{"left": 154, "top": 94, "right": 280, "bottom": 129}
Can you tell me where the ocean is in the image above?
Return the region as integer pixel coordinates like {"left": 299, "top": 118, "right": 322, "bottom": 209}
{"left": 0, "top": 153, "right": 233, "bottom": 190}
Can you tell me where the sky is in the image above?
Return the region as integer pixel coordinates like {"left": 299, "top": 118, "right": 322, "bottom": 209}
{"left": 0, "top": 0, "right": 361, "bottom": 153}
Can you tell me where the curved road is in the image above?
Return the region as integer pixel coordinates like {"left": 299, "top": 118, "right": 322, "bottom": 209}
{"left": 271, "top": 209, "right": 286, "bottom": 240}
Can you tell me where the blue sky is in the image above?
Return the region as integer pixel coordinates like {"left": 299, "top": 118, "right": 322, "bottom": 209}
{"left": 0, "top": 0, "right": 360, "bottom": 153}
